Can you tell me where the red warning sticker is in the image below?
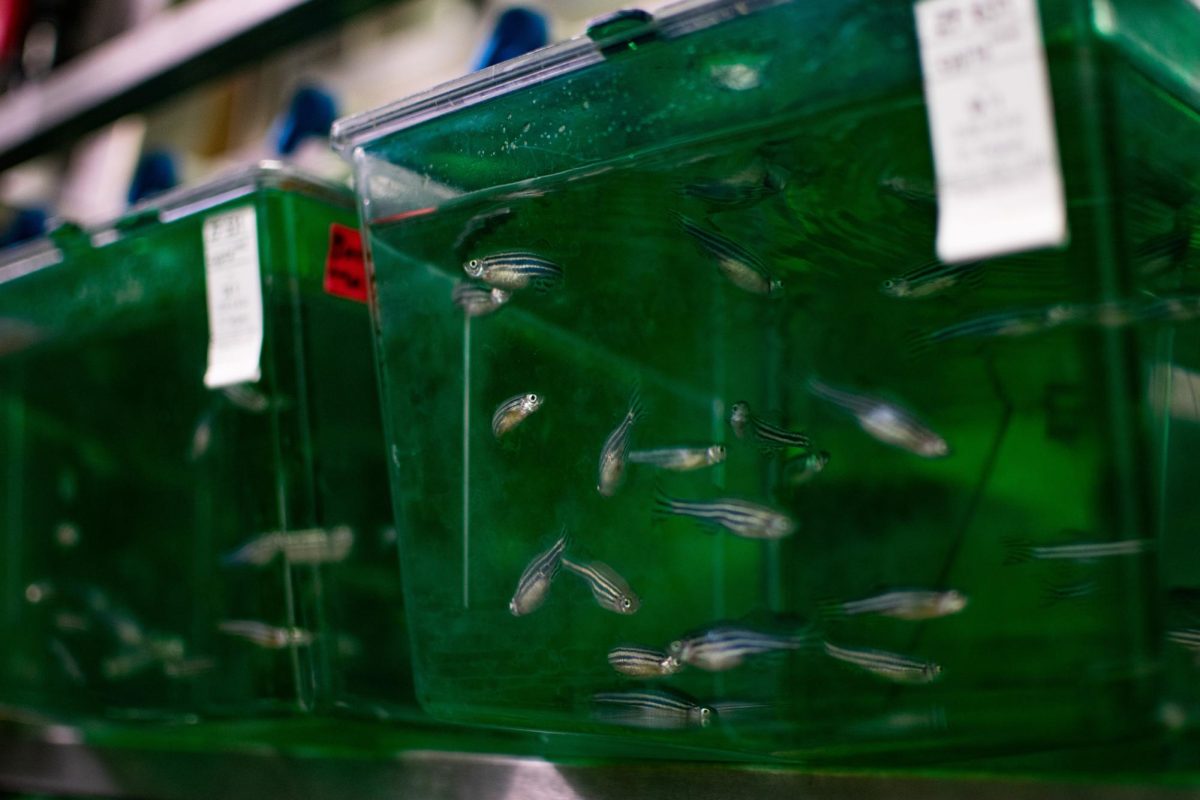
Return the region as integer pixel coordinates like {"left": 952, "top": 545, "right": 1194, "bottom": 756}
{"left": 324, "top": 223, "right": 367, "bottom": 303}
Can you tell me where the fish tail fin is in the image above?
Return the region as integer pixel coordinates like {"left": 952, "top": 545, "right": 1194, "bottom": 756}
{"left": 816, "top": 597, "right": 846, "bottom": 621}
{"left": 903, "top": 328, "right": 936, "bottom": 359}
{"left": 651, "top": 485, "right": 679, "bottom": 525}
{"left": 1002, "top": 537, "right": 1035, "bottom": 565}
{"left": 627, "top": 384, "right": 645, "bottom": 424}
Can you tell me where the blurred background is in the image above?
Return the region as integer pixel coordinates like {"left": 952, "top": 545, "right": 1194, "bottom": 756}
{"left": 0, "top": 0, "right": 635, "bottom": 242}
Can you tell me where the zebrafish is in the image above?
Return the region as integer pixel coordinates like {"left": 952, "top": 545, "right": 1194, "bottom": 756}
{"left": 491, "top": 392, "right": 543, "bottom": 438}
{"left": 908, "top": 303, "right": 1085, "bottom": 352}
{"left": 823, "top": 641, "right": 942, "bottom": 684}
{"left": 1167, "top": 629, "right": 1200, "bottom": 652}
{"left": 627, "top": 445, "right": 725, "bottom": 472}
{"left": 218, "top": 620, "right": 314, "bottom": 649}
{"left": 592, "top": 688, "right": 715, "bottom": 729}
{"left": 223, "top": 526, "right": 354, "bottom": 567}
{"left": 597, "top": 391, "right": 643, "bottom": 496}
{"left": 654, "top": 490, "right": 796, "bottom": 539}
{"left": 509, "top": 531, "right": 570, "bottom": 616}
{"left": 668, "top": 623, "right": 813, "bottom": 672}
{"left": 607, "top": 645, "right": 682, "bottom": 678}
{"left": 1003, "top": 536, "right": 1151, "bottom": 564}
{"left": 782, "top": 449, "right": 830, "bottom": 485}
{"left": 676, "top": 214, "right": 782, "bottom": 296}
{"left": 679, "top": 158, "right": 787, "bottom": 208}
{"left": 822, "top": 590, "right": 967, "bottom": 621}
{"left": 1041, "top": 577, "right": 1099, "bottom": 607}
{"left": 163, "top": 657, "right": 216, "bottom": 679}
{"left": 728, "top": 401, "right": 811, "bottom": 451}
{"left": 562, "top": 556, "right": 639, "bottom": 614}
{"left": 880, "top": 259, "right": 984, "bottom": 299}
{"left": 808, "top": 378, "right": 949, "bottom": 458}
{"left": 463, "top": 252, "right": 563, "bottom": 293}
{"left": 452, "top": 207, "right": 514, "bottom": 256}
{"left": 452, "top": 281, "right": 511, "bottom": 317}
{"left": 222, "top": 383, "right": 271, "bottom": 413}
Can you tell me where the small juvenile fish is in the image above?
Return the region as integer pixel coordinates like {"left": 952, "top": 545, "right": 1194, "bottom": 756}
{"left": 561, "top": 556, "right": 639, "bottom": 614}
{"left": 627, "top": 445, "right": 725, "bottom": 472}
{"left": 823, "top": 590, "right": 967, "bottom": 621}
{"left": 452, "top": 281, "right": 511, "bottom": 317}
{"left": 728, "top": 401, "right": 812, "bottom": 451}
{"left": 782, "top": 450, "right": 829, "bottom": 485}
{"left": 463, "top": 252, "right": 563, "bottom": 293}
{"left": 823, "top": 641, "right": 942, "bottom": 684}
{"left": 491, "top": 392, "right": 543, "bottom": 438}
{"left": 668, "top": 624, "right": 812, "bottom": 672}
{"left": 597, "top": 391, "right": 643, "bottom": 496}
{"left": 880, "top": 259, "right": 983, "bottom": 300}
{"left": 607, "top": 645, "right": 682, "bottom": 678}
{"left": 808, "top": 378, "right": 949, "bottom": 458}
{"left": 676, "top": 214, "right": 782, "bottom": 296}
{"left": 224, "top": 527, "right": 354, "bottom": 567}
{"left": 218, "top": 620, "right": 314, "bottom": 649}
{"left": 654, "top": 490, "right": 796, "bottom": 539}
{"left": 1003, "top": 536, "right": 1151, "bottom": 564}
{"left": 592, "top": 689, "right": 715, "bottom": 730}
{"left": 509, "top": 531, "right": 569, "bottom": 616}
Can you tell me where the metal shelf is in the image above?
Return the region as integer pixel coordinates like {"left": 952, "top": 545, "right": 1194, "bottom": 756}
{"left": 0, "top": 0, "right": 395, "bottom": 171}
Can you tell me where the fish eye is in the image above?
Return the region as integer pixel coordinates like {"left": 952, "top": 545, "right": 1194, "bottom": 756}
{"left": 882, "top": 279, "right": 895, "bottom": 289}
{"left": 622, "top": 597, "right": 632, "bottom": 609}
{"left": 527, "top": 393, "right": 538, "bottom": 402}
{"left": 468, "top": 259, "right": 480, "bottom": 267}
{"left": 668, "top": 640, "right": 683, "bottom": 654}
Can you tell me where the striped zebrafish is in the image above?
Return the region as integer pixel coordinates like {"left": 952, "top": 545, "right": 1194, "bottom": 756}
{"left": 728, "top": 401, "right": 811, "bottom": 451}
{"left": 597, "top": 390, "right": 643, "bottom": 496}
{"left": 822, "top": 590, "right": 967, "bottom": 621}
{"left": 654, "top": 490, "right": 796, "bottom": 540}
{"left": 907, "top": 305, "right": 1074, "bottom": 353}
{"left": 676, "top": 213, "right": 782, "bottom": 296}
{"left": 223, "top": 527, "right": 354, "bottom": 567}
{"left": 668, "top": 624, "right": 812, "bottom": 672}
{"left": 561, "top": 556, "right": 640, "bottom": 614}
{"left": 463, "top": 252, "right": 563, "bottom": 293}
{"left": 607, "top": 645, "right": 682, "bottom": 678}
{"left": 782, "top": 449, "right": 830, "bottom": 486}
{"left": 1041, "top": 577, "right": 1098, "bottom": 607}
{"left": 880, "top": 259, "right": 984, "bottom": 299}
{"left": 1003, "top": 536, "right": 1151, "bottom": 564}
{"left": 218, "top": 620, "right": 314, "bottom": 649}
{"left": 678, "top": 159, "right": 787, "bottom": 209}
{"left": 808, "top": 378, "right": 949, "bottom": 458}
{"left": 627, "top": 445, "right": 725, "bottom": 472}
{"left": 592, "top": 689, "right": 715, "bottom": 729}
{"left": 823, "top": 641, "right": 942, "bottom": 684}
{"left": 509, "top": 531, "right": 569, "bottom": 616}
{"left": 1167, "top": 629, "right": 1200, "bottom": 651}
{"left": 452, "top": 281, "right": 511, "bottom": 317}
{"left": 491, "top": 392, "right": 543, "bottom": 438}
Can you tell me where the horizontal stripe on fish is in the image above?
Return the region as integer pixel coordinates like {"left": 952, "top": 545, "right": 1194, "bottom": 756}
{"left": 1167, "top": 629, "right": 1200, "bottom": 651}
{"left": 823, "top": 641, "right": 941, "bottom": 684}
{"left": 1003, "top": 537, "right": 1151, "bottom": 564}
{"left": 561, "top": 556, "right": 639, "bottom": 614}
{"left": 655, "top": 490, "right": 796, "bottom": 539}
{"left": 676, "top": 213, "right": 782, "bottom": 296}
{"left": 491, "top": 392, "right": 543, "bottom": 438}
{"left": 592, "top": 689, "right": 714, "bottom": 728}
{"left": 463, "top": 252, "right": 563, "bottom": 293}
{"left": 509, "top": 531, "right": 570, "bottom": 616}
{"left": 827, "top": 590, "right": 967, "bottom": 621}
{"left": 607, "top": 645, "right": 682, "bottom": 678}
{"left": 880, "top": 259, "right": 984, "bottom": 299}
{"left": 224, "top": 527, "right": 354, "bottom": 567}
{"left": 669, "top": 625, "right": 811, "bottom": 671}
{"left": 627, "top": 445, "right": 725, "bottom": 471}
{"left": 729, "top": 401, "right": 811, "bottom": 450}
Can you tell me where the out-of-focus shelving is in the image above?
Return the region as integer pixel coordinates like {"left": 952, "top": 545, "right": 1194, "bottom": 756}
{"left": 0, "top": 0, "right": 397, "bottom": 171}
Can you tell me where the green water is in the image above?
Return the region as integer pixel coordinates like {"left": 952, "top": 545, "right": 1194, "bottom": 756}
{"left": 359, "top": 3, "right": 1199, "bottom": 760}
{"left": 0, "top": 183, "right": 405, "bottom": 727}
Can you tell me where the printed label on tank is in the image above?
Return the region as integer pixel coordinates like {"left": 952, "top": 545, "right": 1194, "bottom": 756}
{"left": 324, "top": 223, "right": 368, "bottom": 303}
{"left": 202, "top": 205, "right": 263, "bottom": 388}
{"left": 915, "top": 0, "right": 1068, "bottom": 262}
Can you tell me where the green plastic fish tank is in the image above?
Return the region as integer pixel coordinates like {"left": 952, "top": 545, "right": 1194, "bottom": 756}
{"left": 333, "top": 0, "right": 1199, "bottom": 762}
{"left": 0, "top": 163, "right": 404, "bottom": 729}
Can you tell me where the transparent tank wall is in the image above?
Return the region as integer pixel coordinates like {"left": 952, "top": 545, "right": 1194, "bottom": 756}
{"left": 0, "top": 177, "right": 404, "bottom": 727}
{"left": 348, "top": 0, "right": 1198, "bottom": 760}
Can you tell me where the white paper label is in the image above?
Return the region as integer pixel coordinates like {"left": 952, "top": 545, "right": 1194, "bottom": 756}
{"left": 916, "top": 0, "right": 1068, "bottom": 262}
{"left": 202, "top": 206, "right": 263, "bottom": 388}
